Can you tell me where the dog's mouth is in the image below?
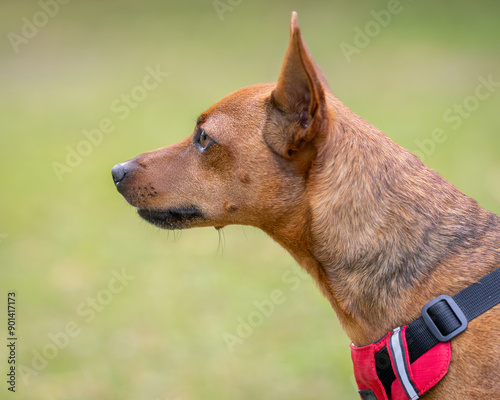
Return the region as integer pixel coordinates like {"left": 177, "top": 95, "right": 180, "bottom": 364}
{"left": 137, "top": 206, "right": 205, "bottom": 230}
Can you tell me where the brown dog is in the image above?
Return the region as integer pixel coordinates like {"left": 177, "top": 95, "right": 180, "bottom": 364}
{"left": 112, "top": 12, "right": 499, "bottom": 399}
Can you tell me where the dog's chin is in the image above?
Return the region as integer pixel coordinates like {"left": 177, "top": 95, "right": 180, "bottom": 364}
{"left": 137, "top": 206, "right": 205, "bottom": 230}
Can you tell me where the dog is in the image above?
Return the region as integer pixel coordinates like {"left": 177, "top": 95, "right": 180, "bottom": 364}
{"left": 112, "top": 12, "right": 499, "bottom": 399}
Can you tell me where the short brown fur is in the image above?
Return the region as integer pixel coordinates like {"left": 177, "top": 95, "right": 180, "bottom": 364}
{"left": 113, "top": 12, "right": 500, "bottom": 399}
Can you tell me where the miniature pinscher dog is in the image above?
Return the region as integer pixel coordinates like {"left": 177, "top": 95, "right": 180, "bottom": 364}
{"left": 112, "top": 12, "right": 499, "bottom": 399}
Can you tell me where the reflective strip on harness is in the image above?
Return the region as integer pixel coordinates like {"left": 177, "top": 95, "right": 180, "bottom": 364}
{"left": 388, "top": 328, "right": 419, "bottom": 400}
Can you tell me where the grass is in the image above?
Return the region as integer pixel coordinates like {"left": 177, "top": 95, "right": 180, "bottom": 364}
{"left": 1, "top": 1, "right": 499, "bottom": 399}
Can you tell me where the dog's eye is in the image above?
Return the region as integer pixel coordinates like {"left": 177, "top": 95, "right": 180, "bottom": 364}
{"left": 195, "top": 127, "right": 213, "bottom": 151}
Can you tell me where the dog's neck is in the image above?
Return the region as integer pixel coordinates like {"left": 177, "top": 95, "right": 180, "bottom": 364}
{"left": 262, "top": 97, "right": 499, "bottom": 346}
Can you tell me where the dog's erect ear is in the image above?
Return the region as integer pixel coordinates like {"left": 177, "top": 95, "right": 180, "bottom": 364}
{"left": 264, "top": 12, "right": 330, "bottom": 164}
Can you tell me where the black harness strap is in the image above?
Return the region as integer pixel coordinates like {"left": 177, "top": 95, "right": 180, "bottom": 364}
{"left": 375, "top": 267, "right": 500, "bottom": 397}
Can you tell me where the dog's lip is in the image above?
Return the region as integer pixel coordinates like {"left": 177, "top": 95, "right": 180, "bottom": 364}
{"left": 137, "top": 206, "right": 204, "bottom": 229}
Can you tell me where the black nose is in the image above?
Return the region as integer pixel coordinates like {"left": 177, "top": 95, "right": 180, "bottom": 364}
{"left": 111, "top": 163, "right": 127, "bottom": 185}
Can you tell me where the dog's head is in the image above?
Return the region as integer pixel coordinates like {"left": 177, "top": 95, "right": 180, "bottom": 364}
{"left": 112, "top": 12, "right": 331, "bottom": 234}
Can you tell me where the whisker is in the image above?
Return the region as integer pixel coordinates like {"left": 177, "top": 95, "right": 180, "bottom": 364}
{"left": 215, "top": 227, "right": 226, "bottom": 257}
{"left": 232, "top": 210, "right": 248, "bottom": 242}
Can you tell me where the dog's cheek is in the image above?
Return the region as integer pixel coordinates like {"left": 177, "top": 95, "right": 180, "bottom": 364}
{"left": 200, "top": 144, "right": 234, "bottom": 176}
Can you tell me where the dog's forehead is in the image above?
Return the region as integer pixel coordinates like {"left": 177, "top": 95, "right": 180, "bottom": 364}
{"left": 200, "top": 83, "right": 276, "bottom": 126}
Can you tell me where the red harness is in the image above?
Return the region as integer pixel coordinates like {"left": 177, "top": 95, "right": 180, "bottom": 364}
{"left": 351, "top": 326, "right": 450, "bottom": 400}
{"left": 349, "top": 268, "right": 500, "bottom": 400}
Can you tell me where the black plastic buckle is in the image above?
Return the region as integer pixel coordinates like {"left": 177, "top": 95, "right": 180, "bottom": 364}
{"left": 421, "top": 294, "right": 468, "bottom": 342}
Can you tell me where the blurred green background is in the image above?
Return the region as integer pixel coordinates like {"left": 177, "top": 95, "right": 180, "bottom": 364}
{"left": 1, "top": 0, "right": 499, "bottom": 399}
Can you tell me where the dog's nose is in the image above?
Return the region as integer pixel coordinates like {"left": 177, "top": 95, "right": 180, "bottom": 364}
{"left": 111, "top": 163, "right": 127, "bottom": 185}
